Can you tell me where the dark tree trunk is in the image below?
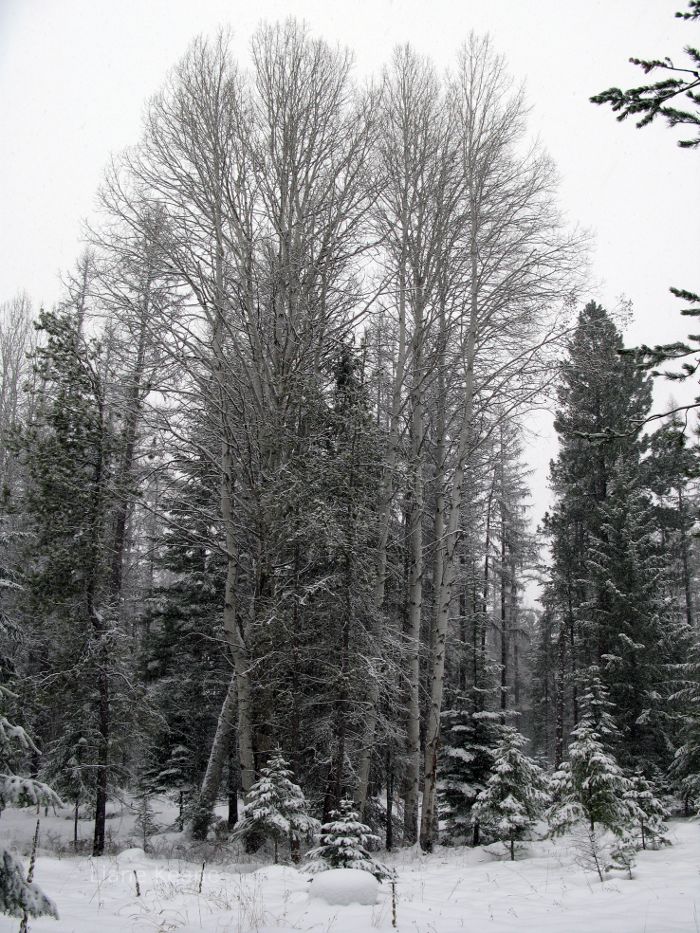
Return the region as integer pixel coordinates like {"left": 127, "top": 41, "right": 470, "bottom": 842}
{"left": 92, "top": 666, "right": 110, "bottom": 856}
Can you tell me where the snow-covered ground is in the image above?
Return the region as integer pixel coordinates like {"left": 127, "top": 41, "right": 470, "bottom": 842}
{"left": 2, "top": 802, "right": 698, "bottom": 932}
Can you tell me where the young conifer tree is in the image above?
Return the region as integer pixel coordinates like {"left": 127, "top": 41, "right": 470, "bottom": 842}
{"left": 669, "top": 640, "right": 700, "bottom": 814}
{"left": 472, "top": 726, "right": 549, "bottom": 860}
{"left": 624, "top": 772, "right": 669, "bottom": 850}
{"left": 233, "top": 751, "right": 317, "bottom": 863}
{"left": 607, "top": 832, "right": 637, "bottom": 879}
{"left": 0, "top": 684, "right": 60, "bottom": 920}
{"left": 547, "top": 678, "right": 633, "bottom": 839}
{"left": 146, "top": 744, "right": 192, "bottom": 832}
{"left": 133, "top": 788, "right": 160, "bottom": 854}
{"left": 305, "top": 798, "right": 391, "bottom": 880}
{"left": 438, "top": 698, "right": 505, "bottom": 846}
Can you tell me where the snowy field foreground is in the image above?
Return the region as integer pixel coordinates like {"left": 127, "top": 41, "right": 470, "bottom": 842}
{"left": 1, "top": 806, "right": 698, "bottom": 932}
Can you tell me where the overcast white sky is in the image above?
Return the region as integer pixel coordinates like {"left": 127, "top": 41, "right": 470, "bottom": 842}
{"left": 1, "top": 0, "right": 698, "bottom": 550}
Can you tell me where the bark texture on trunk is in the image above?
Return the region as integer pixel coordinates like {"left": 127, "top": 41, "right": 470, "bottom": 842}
{"left": 191, "top": 675, "right": 238, "bottom": 840}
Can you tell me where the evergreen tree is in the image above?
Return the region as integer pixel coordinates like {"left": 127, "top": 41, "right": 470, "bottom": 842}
{"left": 583, "top": 468, "right": 673, "bottom": 768}
{"left": 576, "top": 671, "right": 623, "bottom": 741}
{"left": 530, "top": 601, "right": 564, "bottom": 765}
{"left": 536, "top": 301, "right": 657, "bottom": 760}
{"left": 592, "top": 0, "right": 700, "bottom": 443}
{"left": 607, "top": 832, "right": 637, "bottom": 879}
{"left": 305, "top": 798, "right": 391, "bottom": 880}
{"left": 19, "top": 297, "right": 139, "bottom": 856}
{"left": 644, "top": 417, "right": 698, "bottom": 633}
{"left": 0, "top": 683, "right": 59, "bottom": 920}
{"left": 438, "top": 697, "right": 505, "bottom": 845}
{"left": 547, "top": 681, "right": 633, "bottom": 839}
{"left": 145, "top": 744, "right": 192, "bottom": 832}
{"left": 133, "top": 786, "right": 160, "bottom": 853}
{"left": 140, "top": 429, "right": 228, "bottom": 837}
{"left": 591, "top": 1, "right": 700, "bottom": 148}
{"left": 548, "top": 722, "right": 632, "bottom": 836}
{"left": 624, "top": 772, "right": 670, "bottom": 850}
{"left": 249, "top": 343, "right": 387, "bottom": 814}
{"left": 668, "top": 641, "right": 700, "bottom": 814}
{"left": 41, "top": 728, "right": 92, "bottom": 849}
{"left": 472, "top": 726, "right": 549, "bottom": 860}
{"left": 669, "top": 724, "right": 700, "bottom": 814}
{"left": 233, "top": 751, "right": 318, "bottom": 863}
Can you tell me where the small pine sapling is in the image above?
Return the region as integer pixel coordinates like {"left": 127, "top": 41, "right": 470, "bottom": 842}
{"left": 0, "top": 684, "right": 60, "bottom": 920}
{"left": 148, "top": 744, "right": 192, "bottom": 832}
{"left": 305, "top": 798, "right": 392, "bottom": 880}
{"left": 233, "top": 750, "right": 318, "bottom": 863}
{"left": 607, "top": 832, "right": 637, "bottom": 879}
{"left": 624, "top": 772, "right": 670, "bottom": 850}
{"left": 133, "top": 788, "right": 160, "bottom": 853}
{"left": 570, "top": 824, "right": 609, "bottom": 883}
{"left": 438, "top": 700, "right": 505, "bottom": 846}
{"left": 472, "top": 727, "right": 549, "bottom": 860}
{"left": 547, "top": 722, "right": 633, "bottom": 839}
{"left": 547, "top": 680, "right": 635, "bottom": 880}
{"left": 42, "top": 729, "right": 92, "bottom": 849}
{"left": 547, "top": 678, "right": 633, "bottom": 840}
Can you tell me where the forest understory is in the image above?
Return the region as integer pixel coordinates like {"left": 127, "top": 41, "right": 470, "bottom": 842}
{"left": 3, "top": 803, "right": 700, "bottom": 933}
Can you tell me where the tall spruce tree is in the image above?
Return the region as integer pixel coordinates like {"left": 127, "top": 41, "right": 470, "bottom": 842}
{"left": 583, "top": 468, "right": 673, "bottom": 767}
{"left": 537, "top": 302, "right": 657, "bottom": 761}
{"left": 21, "top": 301, "right": 119, "bottom": 857}
{"left": 139, "top": 425, "right": 228, "bottom": 836}
{"left": 20, "top": 290, "right": 145, "bottom": 855}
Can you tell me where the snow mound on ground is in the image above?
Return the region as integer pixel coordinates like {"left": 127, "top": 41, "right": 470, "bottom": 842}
{"left": 308, "top": 868, "right": 379, "bottom": 905}
{"left": 115, "top": 847, "right": 146, "bottom": 864}
{"left": 252, "top": 864, "right": 299, "bottom": 883}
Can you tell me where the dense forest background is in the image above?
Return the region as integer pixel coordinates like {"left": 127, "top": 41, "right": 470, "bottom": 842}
{"left": 2, "top": 13, "right": 699, "bottom": 901}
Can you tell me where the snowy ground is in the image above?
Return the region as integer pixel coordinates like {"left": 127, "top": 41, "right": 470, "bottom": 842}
{"left": 2, "top": 802, "right": 698, "bottom": 932}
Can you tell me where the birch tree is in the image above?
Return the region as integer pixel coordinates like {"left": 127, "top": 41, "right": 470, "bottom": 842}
{"left": 366, "top": 45, "right": 464, "bottom": 841}
{"left": 116, "top": 22, "right": 377, "bottom": 829}
{"left": 419, "top": 35, "right": 582, "bottom": 849}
